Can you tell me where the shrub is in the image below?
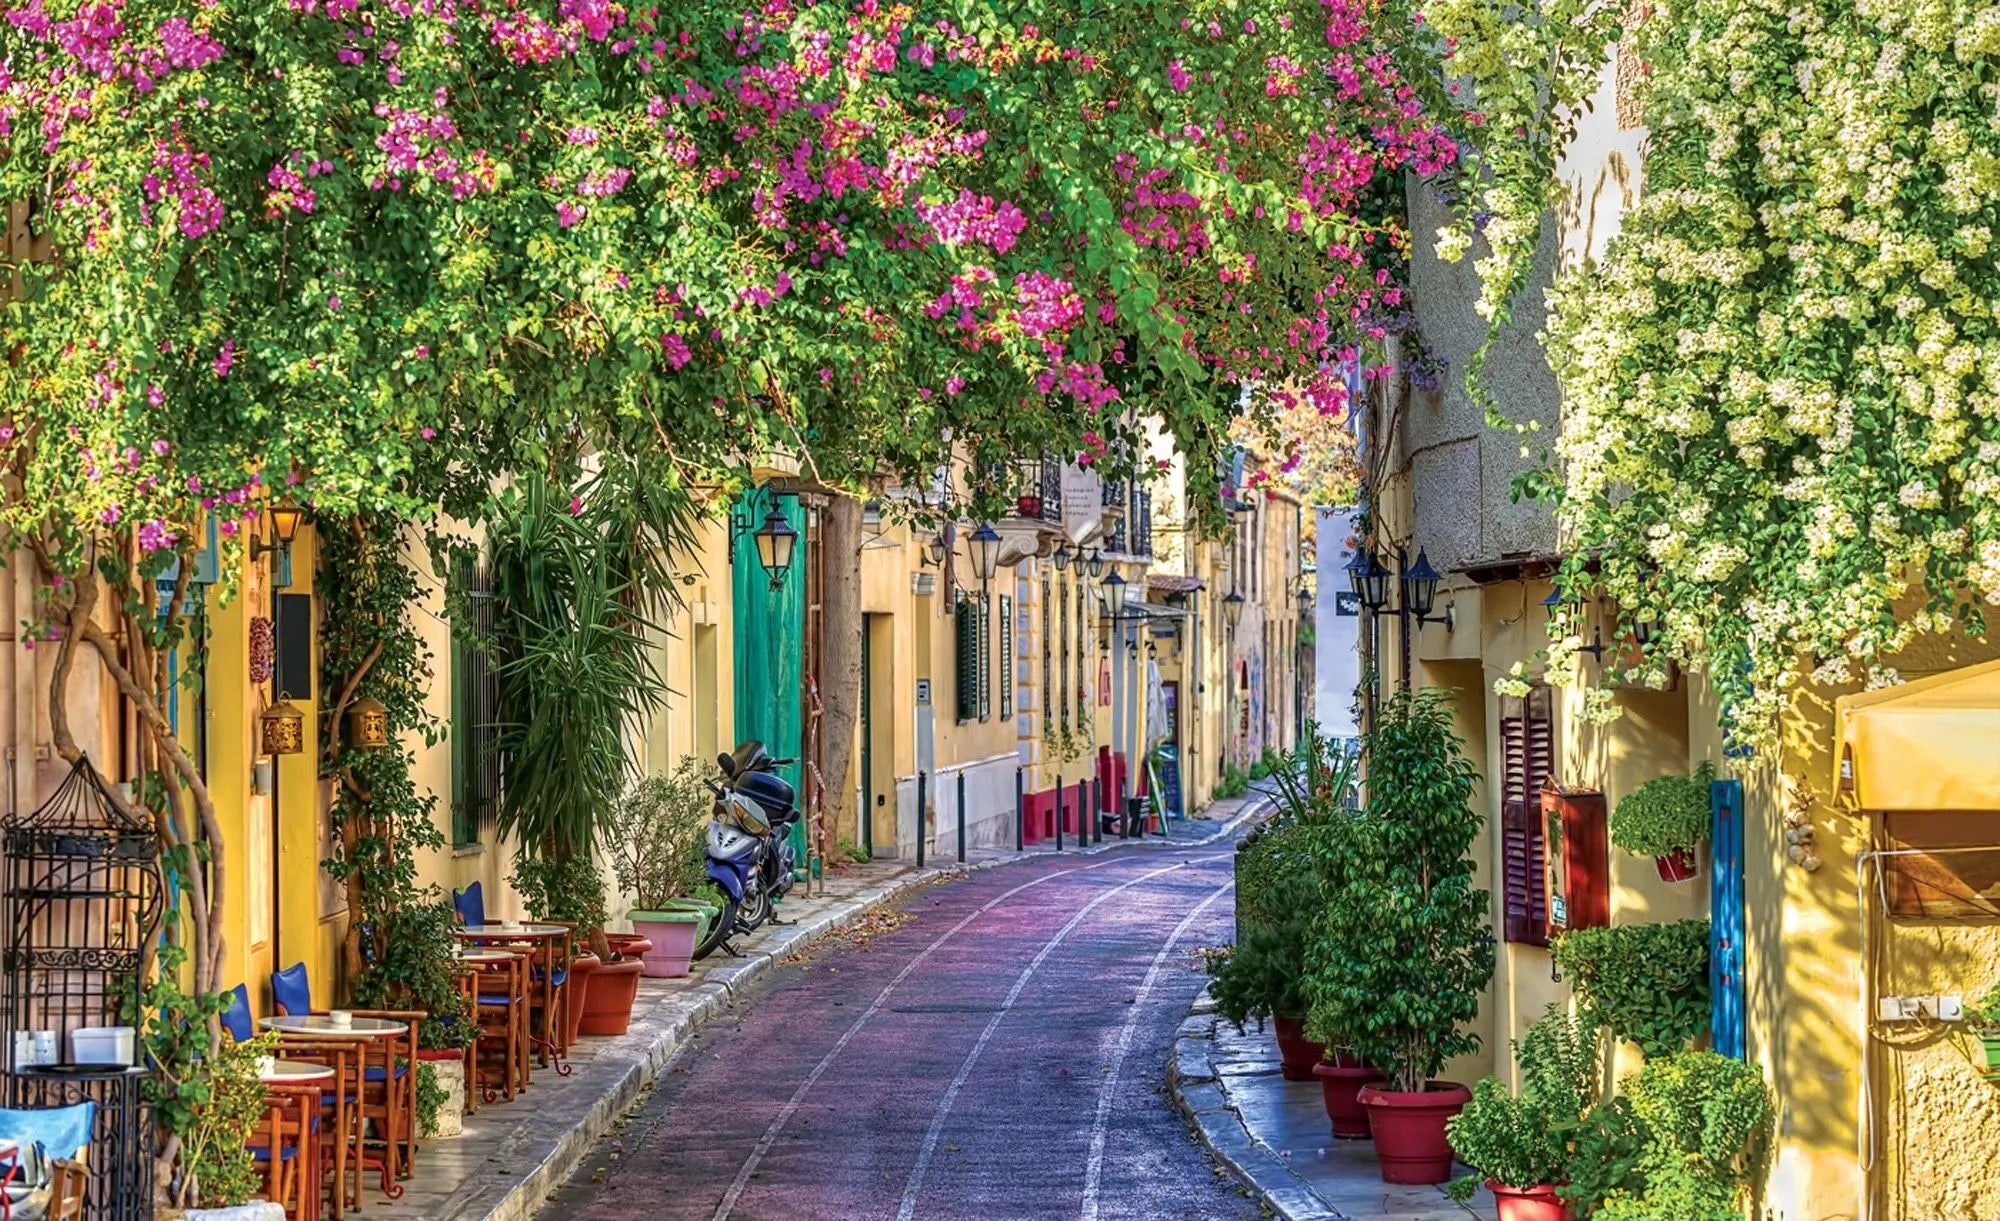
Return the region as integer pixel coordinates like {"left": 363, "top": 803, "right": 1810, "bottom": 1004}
{"left": 1552, "top": 920, "right": 1711, "bottom": 1057}
{"left": 608, "top": 758, "right": 713, "bottom": 910}
{"left": 1447, "top": 1005, "right": 1601, "bottom": 1192}
{"left": 183, "top": 1031, "right": 281, "bottom": 1207}
{"left": 1589, "top": 1051, "right": 1773, "bottom": 1221}
{"left": 1208, "top": 822, "right": 1318, "bottom": 1026}
{"left": 1609, "top": 763, "right": 1716, "bottom": 858}
{"left": 353, "top": 895, "right": 475, "bottom": 1051}
{"left": 1304, "top": 687, "right": 1494, "bottom": 1093}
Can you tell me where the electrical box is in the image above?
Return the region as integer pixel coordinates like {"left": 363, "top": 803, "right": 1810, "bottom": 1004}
{"left": 1542, "top": 781, "right": 1609, "bottom": 940}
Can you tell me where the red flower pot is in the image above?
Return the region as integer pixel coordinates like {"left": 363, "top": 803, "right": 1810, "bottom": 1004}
{"left": 1311, "top": 1055, "right": 1387, "bottom": 1139}
{"left": 1358, "top": 1081, "right": 1471, "bottom": 1184}
{"left": 1656, "top": 848, "right": 1699, "bottom": 883}
{"left": 577, "top": 958, "right": 643, "bottom": 1037}
{"left": 1016, "top": 495, "right": 1043, "bottom": 518}
{"left": 1488, "top": 1181, "right": 1570, "bottom": 1221}
{"left": 563, "top": 952, "right": 603, "bottom": 1046}
{"left": 1271, "top": 1014, "right": 1325, "bottom": 1082}
{"left": 602, "top": 933, "right": 656, "bottom": 959}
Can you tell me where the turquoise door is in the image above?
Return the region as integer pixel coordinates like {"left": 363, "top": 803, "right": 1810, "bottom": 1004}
{"left": 731, "top": 488, "right": 807, "bottom": 873}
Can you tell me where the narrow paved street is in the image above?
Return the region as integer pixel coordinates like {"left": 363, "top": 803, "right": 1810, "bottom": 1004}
{"left": 544, "top": 837, "right": 1258, "bottom": 1221}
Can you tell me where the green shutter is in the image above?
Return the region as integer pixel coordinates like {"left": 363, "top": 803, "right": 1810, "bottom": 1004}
{"left": 999, "top": 595, "right": 1014, "bottom": 720}
{"left": 956, "top": 596, "right": 976, "bottom": 723}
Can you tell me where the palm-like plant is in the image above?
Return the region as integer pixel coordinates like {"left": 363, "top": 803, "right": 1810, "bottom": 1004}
{"left": 480, "top": 463, "right": 699, "bottom": 956}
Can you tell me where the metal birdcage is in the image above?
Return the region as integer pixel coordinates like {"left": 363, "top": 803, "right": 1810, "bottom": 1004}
{"left": 3, "top": 755, "right": 162, "bottom": 1220}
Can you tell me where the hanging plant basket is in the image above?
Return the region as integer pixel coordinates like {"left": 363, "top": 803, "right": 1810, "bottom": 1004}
{"left": 1978, "top": 1030, "right": 2000, "bottom": 1081}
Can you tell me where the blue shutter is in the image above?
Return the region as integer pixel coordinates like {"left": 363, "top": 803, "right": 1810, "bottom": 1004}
{"left": 1710, "top": 777, "right": 1747, "bottom": 1060}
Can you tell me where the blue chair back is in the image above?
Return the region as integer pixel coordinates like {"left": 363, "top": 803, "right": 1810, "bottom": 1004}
{"left": 0, "top": 1101, "right": 95, "bottom": 1160}
{"left": 271, "top": 962, "right": 313, "bottom": 1017}
{"left": 222, "top": 984, "right": 254, "bottom": 1043}
{"left": 454, "top": 881, "right": 485, "bottom": 928}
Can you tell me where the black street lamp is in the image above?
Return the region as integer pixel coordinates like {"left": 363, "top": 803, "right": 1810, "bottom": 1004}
{"left": 1349, "top": 543, "right": 1454, "bottom": 688}
{"left": 1085, "top": 548, "right": 1104, "bottom": 579}
{"left": 1543, "top": 584, "right": 1605, "bottom": 659}
{"left": 1222, "top": 590, "right": 1245, "bottom": 631}
{"left": 968, "top": 522, "right": 1003, "bottom": 587}
{"left": 1051, "top": 541, "right": 1071, "bottom": 572}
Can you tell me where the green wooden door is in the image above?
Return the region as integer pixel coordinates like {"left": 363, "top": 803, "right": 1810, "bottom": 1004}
{"left": 731, "top": 488, "right": 807, "bottom": 869}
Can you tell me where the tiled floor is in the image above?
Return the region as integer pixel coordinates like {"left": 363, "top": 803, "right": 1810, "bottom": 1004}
{"left": 1177, "top": 1010, "right": 1498, "bottom": 1221}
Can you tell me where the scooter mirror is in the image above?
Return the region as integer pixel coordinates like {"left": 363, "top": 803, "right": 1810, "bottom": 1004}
{"left": 717, "top": 752, "right": 736, "bottom": 777}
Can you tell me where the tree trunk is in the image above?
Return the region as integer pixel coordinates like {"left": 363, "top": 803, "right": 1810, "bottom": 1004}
{"left": 817, "top": 495, "right": 864, "bottom": 853}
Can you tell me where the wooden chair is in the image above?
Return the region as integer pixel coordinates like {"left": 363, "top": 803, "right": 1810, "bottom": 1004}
{"left": 275, "top": 1039, "right": 358, "bottom": 1218}
{"left": 452, "top": 966, "right": 482, "bottom": 1116}
{"left": 522, "top": 925, "right": 576, "bottom": 1065}
{"left": 47, "top": 1159, "right": 85, "bottom": 1221}
{"left": 251, "top": 1085, "right": 317, "bottom": 1220}
{"left": 352, "top": 1011, "right": 422, "bottom": 1190}
{"left": 469, "top": 951, "right": 531, "bottom": 1102}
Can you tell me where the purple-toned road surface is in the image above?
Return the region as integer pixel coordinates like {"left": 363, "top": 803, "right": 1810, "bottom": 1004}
{"left": 544, "top": 838, "right": 1259, "bottom": 1221}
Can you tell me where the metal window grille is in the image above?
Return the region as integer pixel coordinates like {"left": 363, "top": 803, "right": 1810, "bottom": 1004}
{"left": 452, "top": 559, "right": 501, "bottom": 846}
{"left": 956, "top": 594, "right": 978, "bottom": 723}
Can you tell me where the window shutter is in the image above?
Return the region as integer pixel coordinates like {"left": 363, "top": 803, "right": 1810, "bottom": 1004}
{"left": 956, "top": 598, "right": 976, "bottom": 723}
{"left": 977, "top": 595, "right": 992, "bottom": 722}
{"left": 1499, "top": 686, "right": 1554, "bottom": 945}
{"left": 999, "top": 595, "right": 1014, "bottom": 720}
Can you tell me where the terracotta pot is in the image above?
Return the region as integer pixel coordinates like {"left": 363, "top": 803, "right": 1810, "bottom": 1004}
{"left": 1656, "top": 848, "right": 1699, "bottom": 883}
{"left": 1358, "top": 1081, "right": 1471, "bottom": 1184}
{"left": 1311, "top": 1055, "right": 1386, "bottom": 1139}
{"left": 630, "top": 912, "right": 702, "bottom": 978}
{"left": 1271, "top": 1015, "right": 1325, "bottom": 1082}
{"left": 602, "top": 933, "right": 656, "bottom": 959}
{"left": 577, "top": 959, "right": 644, "bottom": 1037}
{"left": 1488, "top": 1181, "right": 1570, "bottom": 1221}
{"left": 563, "top": 952, "right": 603, "bottom": 1045}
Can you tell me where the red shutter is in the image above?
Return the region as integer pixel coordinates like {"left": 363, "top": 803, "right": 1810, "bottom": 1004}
{"left": 1499, "top": 687, "right": 1554, "bottom": 946}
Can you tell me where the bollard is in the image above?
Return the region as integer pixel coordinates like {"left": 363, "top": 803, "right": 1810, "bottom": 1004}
{"left": 1055, "top": 775, "right": 1065, "bottom": 852}
{"left": 1015, "top": 767, "right": 1025, "bottom": 854}
{"left": 956, "top": 770, "right": 967, "bottom": 866}
{"left": 1091, "top": 776, "right": 1102, "bottom": 846}
{"left": 1078, "top": 780, "right": 1089, "bottom": 847}
{"left": 916, "top": 771, "right": 927, "bottom": 870}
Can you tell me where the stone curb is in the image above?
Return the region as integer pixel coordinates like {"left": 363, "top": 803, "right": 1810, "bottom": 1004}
{"left": 1167, "top": 988, "right": 1345, "bottom": 1221}
{"left": 454, "top": 797, "right": 1273, "bottom": 1221}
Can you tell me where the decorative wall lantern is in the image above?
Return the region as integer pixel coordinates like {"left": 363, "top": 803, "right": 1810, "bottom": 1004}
{"left": 347, "top": 695, "right": 391, "bottom": 750}
{"left": 251, "top": 501, "right": 305, "bottom": 561}
{"left": 968, "top": 523, "right": 1003, "bottom": 586}
{"left": 1085, "top": 548, "right": 1105, "bottom": 579}
{"left": 1222, "top": 590, "right": 1246, "bottom": 631}
{"left": 260, "top": 693, "right": 306, "bottom": 757}
{"left": 728, "top": 495, "right": 800, "bottom": 589}
{"left": 1051, "top": 542, "right": 1072, "bottom": 573}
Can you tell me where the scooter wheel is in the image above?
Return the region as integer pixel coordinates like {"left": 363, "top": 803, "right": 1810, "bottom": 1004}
{"left": 692, "top": 888, "right": 741, "bottom": 961}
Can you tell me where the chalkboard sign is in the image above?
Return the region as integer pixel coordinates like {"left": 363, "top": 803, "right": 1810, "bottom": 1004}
{"left": 1155, "top": 753, "right": 1183, "bottom": 822}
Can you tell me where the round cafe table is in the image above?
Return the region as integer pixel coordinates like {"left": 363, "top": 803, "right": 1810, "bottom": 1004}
{"left": 261, "top": 1015, "right": 408, "bottom": 1038}
{"left": 261, "top": 1060, "right": 335, "bottom": 1083}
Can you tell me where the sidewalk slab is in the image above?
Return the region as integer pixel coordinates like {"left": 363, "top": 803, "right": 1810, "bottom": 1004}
{"left": 366, "top": 796, "right": 1268, "bottom": 1221}
{"left": 1169, "top": 995, "right": 1500, "bottom": 1221}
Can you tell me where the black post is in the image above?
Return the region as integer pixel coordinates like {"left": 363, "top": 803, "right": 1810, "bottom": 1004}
{"left": 916, "top": 771, "right": 927, "bottom": 870}
{"left": 1119, "top": 775, "right": 1133, "bottom": 838}
{"left": 956, "top": 770, "right": 967, "bottom": 865}
{"left": 1078, "top": 780, "right": 1089, "bottom": 847}
{"left": 1398, "top": 548, "right": 1413, "bottom": 690}
{"left": 1091, "top": 776, "right": 1102, "bottom": 845}
{"left": 1055, "top": 774, "right": 1064, "bottom": 851}
{"left": 1015, "top": 767, "right": 1025, "bottom": 853}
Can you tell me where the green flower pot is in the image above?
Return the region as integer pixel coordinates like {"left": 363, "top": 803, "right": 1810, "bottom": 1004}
{"left": 1980, "top": 1031, "right": 2000, "bottom": 1080}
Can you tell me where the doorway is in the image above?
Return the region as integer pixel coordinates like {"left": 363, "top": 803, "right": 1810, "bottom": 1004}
{"left": 863, "top": 614, "right": 896, "bottom": 858}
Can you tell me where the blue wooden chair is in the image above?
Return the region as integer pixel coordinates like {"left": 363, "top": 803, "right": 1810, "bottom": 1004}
{"left": 223, "top": 983, "right": 255, "bottom": 1043}
{"left": 452, "top": 882, "right": 485, "bottom": 928}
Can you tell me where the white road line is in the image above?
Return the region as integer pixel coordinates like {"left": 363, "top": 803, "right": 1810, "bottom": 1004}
{"left": 895, "top": 857, "right": 1221, "bottom": 1221}
{"left": 1079, "top": 878, "right": 1235, "bottom": 1221}
{"left": 712, "top": 853, "right": 1129, "bottom": 1221}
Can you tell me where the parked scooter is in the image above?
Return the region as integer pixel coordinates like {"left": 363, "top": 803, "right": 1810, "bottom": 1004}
{"left": 693, "top": 742, "right": 801, "bottom": 960}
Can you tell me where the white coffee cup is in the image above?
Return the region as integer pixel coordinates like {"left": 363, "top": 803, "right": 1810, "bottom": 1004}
{"left": 501, "top": 919, "right": 522, "bottom": 932}
{"left": 257, "top": 1056, "right": 277, "bottom": 1078}
{"left": 327, "top": 1010, "right": 353, "bottom": 1029}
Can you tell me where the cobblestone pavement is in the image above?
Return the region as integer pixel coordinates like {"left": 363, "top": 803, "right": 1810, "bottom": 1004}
{"left": 545, "top": 824, "right": 1265, "bottom": 1221}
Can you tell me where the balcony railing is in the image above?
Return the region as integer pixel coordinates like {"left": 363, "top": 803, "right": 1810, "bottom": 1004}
{"left": 1101, "top": 477, "right": 1127, "bottom": 509}
{"left": 1129, "top": 488, "right": 1153, "bottom": 558}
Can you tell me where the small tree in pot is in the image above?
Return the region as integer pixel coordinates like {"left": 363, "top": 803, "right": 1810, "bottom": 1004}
{"left": 608, "top": 759, "right": 717, "bottom": 977}
{"left": 1609, "top": 763, "right": 1715, "bottom": 882}
{"left": 1446, "top": 1006, "right": 1601, "bottom": 1220}
{"left": 1304, "top": 687, "right": 1494, "bottom": 1184}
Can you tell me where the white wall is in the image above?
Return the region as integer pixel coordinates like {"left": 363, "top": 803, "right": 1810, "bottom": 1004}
{"left": 1315, "top": 506, "right": 1361, "bottom": 740}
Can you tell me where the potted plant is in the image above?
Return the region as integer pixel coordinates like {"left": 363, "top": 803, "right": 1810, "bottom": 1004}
{"left": 1304, "top": 688, "right": 1494, "bottom": 1184}
{"left": 1966, "top": 983, "right": 2000, "bottom": 1078}
{"left": 1575, "top": 1050, "right": 1772, "bottom": 1218}
{"left": 1446, "top": 1006, "right": 1599, "bottom": 1220}
{"left": 1016, "top": 492, "right": 1044, "bottom": 518}
{"left": 483, "top": 470, "right": 693, "bottom": 1038}
{"left": 608, "top": 760, "right": 720, "bottom": 978}
{"left": 349, "top": 898, "right": 476, "bottom": 1137}
{"left": 1609, "top": 763, "right": 1715, "bottom": 882}
{"left": 1549, "top": 920, "right": 1710, "bottom": 1057}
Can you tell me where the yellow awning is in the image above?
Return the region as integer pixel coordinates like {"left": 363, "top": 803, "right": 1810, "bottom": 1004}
{"left": 1835, "top": 660, "right": 2000, "bottom": 811}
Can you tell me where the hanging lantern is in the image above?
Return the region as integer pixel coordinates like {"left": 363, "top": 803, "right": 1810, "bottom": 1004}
{"left": 260, "top": 693, "right": 306, "bottom": 757}
{"left": 348, "top": 695, "right": 391, "bottom": 750}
